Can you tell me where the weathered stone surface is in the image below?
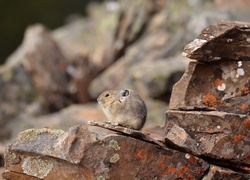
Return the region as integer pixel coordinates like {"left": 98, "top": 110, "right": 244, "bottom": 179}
{"left": 0, "top": 65, "right": 34, "bottom": 142}
{"left": 215, "top": 0, "right": 250, "bottom": 9}
{"left": 88, "top": 121, "right": 165, "bottom": 147}
{"left": 183, "top": 21, "right": 250, "bottom": 62}
{"left": 7, "top": 104, "right": 105, "bottom": 140}
{"left": 203, "top": 165, "right": 250, "bottom": 180}
{"left": 7, "top": 24, "right": 71, "bottom": 111}
{"left": 165, "top": 124, "right": 201, "bottom": 156}
{"left": 89, "top": 54, "right": 188, "bottom": 100}
{"left": 167, "top": 20, "right": 250, "bottom": 178}
{"left": 169, "top": 60, "right": 250, "bottom": 114}
{"left": 4, "top": 125, "right": 209, "bottom": 179}
{"left": 166, "top": 110, "right": 250, "bottom": 169}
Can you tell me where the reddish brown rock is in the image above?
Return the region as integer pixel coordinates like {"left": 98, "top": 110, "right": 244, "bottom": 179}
{"left": 166, "top": 110, "right": 250, "bottom": 170}
{"left": 215, "top": 0, "right": 250, "bottom": 9}
{"left": 9, "top": 24, "right": 71, "bottom": 111}
{"left": 204, "top": 165, "right": 250, "bottom": 180}
{"left": 169, "top": 60, "right": 250, "bottom": 114}
{"left": 89, "top": 53, "right": 188, "bottom": 100}
{"left": 183, "top": 21, "right": 250, "bottom": 62}
{"left": 3, "top": 125, "right": 209, "bottom": 179}
{"left": 167, "top": 20, "right": 250, "bottom": 178}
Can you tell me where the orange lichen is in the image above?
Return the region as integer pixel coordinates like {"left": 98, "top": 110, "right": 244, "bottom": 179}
{"left": 137, "top": 149, "right": 146, "bottom": 159}
{"left": 158, "top": 161, "right": 165, "bottom": 170}
{"left": 240, "top": 166, "right": 250, "bottom": 171}
{"left": 188, "top": 174, "right": 194, "bottom": 179}
{"left": 187, "top": 155, "right": 197, "bottom": 164}
{"left": 203, "top": 94, "right": 217, "bottom": 107}
{"left": 162, "top": 168, "right": 184, "bottom": 178}
{"left": 196, "top": 167, "right": 205, "bottom": 174}
{"left": 212, "top": 78, "right": 223, "bottom": 87}
{"left": 158, "top": 156, "right": 168, "bottom": 169}
{"left": 239, "top": 104, "right": 248, "bottom": 111}
{"left": 243, "top": 119, "right": 250, "bottom": 127}
{"left": 241, "top": 87, "right": 249, "bottom": 94}
{"left": 162, "top": 166, "right": 192, "bottom": 178}
{"left": 58, "top": 63, "right": 67, "bottom": 71}
{"left": 82, "top": 171, "right": 91, "bottom": 180}
{"left": 181, "top": 167, "right": 191, "bottom": 173}
{"left": 150, "top": 155, "right": 155, "bottom": 160}
{"left": 233, "top": 134, "right": 245, "bottom": 142}
{"left": 181, "top": 167, "right": 193, "bottom": 179}
{"left": 217, "top": 99, "right": 224, "bottom": 106}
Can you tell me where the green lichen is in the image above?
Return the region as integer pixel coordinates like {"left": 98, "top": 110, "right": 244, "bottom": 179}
{"left": 8, "top": 152, "right": 21, "bottom": 165}
{"left": 181, "top": 52, "right": 187, "bottom": 57}
{"left": 98, "top": 176, "right": 105, "bottom": 180}
{"left": 110, "top": 154, "right": 120, "bottom": 163}
{"left": 2, "top": 69, "right": 14, "bottom": 80}
{"left": 101, "top": 168, "right": 109, "bottom": 173}
{"left": 238, "top": 114, "right": 247, "bottom": 118}
{"left": 18, "top": 128, "right": 64, "bottom": 141}
{"left": 22, "top": 156, "right": 55, "bottom": 179}
{"left": 123, "top": 128, "right": 132, "bottom": 134}
{"left": 10, "top": 152, "right": 16, "bottom": 159}
{"left": 195, "top": 112, "right": 203, "bottom": 119}
{"left": 108, "top": 140, "right": 121, "bottom": 151}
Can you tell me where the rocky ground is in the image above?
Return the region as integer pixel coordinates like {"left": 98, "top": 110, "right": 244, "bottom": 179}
{"left": 1, "top": 0, "right": 250, "bottom": 179}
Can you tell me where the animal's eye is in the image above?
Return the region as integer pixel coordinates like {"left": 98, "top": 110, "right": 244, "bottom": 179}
{"left": 105, "top": 93, "right": 109, "bottom": 97}
{"left": 121, "top": 90, "right": 129, "bottom": 97}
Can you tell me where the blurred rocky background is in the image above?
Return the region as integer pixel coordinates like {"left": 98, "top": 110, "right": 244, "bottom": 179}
{"left": 1, "top": 0, "right": 250, "bottom": 178}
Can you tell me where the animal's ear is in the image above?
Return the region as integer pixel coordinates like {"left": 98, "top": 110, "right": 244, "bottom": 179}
{"left": 121, "top": 89, "right": 130, "bottom": 97}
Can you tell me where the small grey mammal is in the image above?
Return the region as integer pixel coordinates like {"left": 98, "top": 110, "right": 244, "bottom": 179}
{"left": 97, "top": 89, "right": 147, "bottom": 130}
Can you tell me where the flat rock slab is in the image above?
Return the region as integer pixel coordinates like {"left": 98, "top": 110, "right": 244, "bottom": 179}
{"left": 3, "top": 125, "right": 209, "bottom": 179}
{"left": 183, "top": 21, "right": 250, "bottom": 62}
{"left": 88, "top": 121, "right": 165, "bottom": 146}
{"left": 169, "top": 60, "right": 250, "bottom": 114}
{"left": 166, "top": 110, "right": 250, "bottom": 170}
{"left": 204, "top": 165, "right": 250, "bottom": 180}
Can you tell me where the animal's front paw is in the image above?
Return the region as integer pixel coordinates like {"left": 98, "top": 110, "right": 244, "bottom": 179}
{"left": 105, "top": 121, "right": 119, "bottom": 126}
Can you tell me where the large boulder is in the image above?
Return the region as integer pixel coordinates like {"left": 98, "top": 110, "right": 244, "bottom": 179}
{"left": 3, "top": 125, "right": 209, "bottom": 179}
{"left": 166, "top": 21, "right": 250, "bottom": 174}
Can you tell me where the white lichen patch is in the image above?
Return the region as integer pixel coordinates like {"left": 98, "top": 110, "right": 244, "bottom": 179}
{"left": 22, "top": 157, "right": 55, "bottom": 179}
{"left": 194, "top": 38, "right": 207, "bottom": 45}
{"left": 221, "top": 66, "right": 243, "bottom": 83}
{"left": 185, "top": 153, "right": 190, "bottom": 159}
{"left": 186, "top": 39, "right": 207, "bottom": 52}
{"left": 214, "top": 57, "right": 221, "bottom": 60}
{"left": 227, "top": 38, "right": 233, "bottom": 42}
{"left": 238, "top": 61, "right": 242, "bottom": 67}
{"left": 217, "top": 83, "right": 226, "bottom": 91}
{"left": 236, "top": 68, "right": 245, "bottom": 78}
{"left": 222, "top": 93, "right": 232, "bottom": 101}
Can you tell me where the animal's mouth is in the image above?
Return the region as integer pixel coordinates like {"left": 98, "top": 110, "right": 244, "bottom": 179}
{"left": 98, "top": 99, "right": 116, "bottom": 108}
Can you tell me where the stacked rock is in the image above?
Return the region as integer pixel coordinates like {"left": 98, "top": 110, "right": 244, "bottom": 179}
{"left": 166, "top": 21, "right": 250, "bottom": 177}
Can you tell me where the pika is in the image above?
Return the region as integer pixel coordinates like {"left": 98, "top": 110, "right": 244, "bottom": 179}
{"left": 97, "top": 89, "right": 147, "bottom": 130}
